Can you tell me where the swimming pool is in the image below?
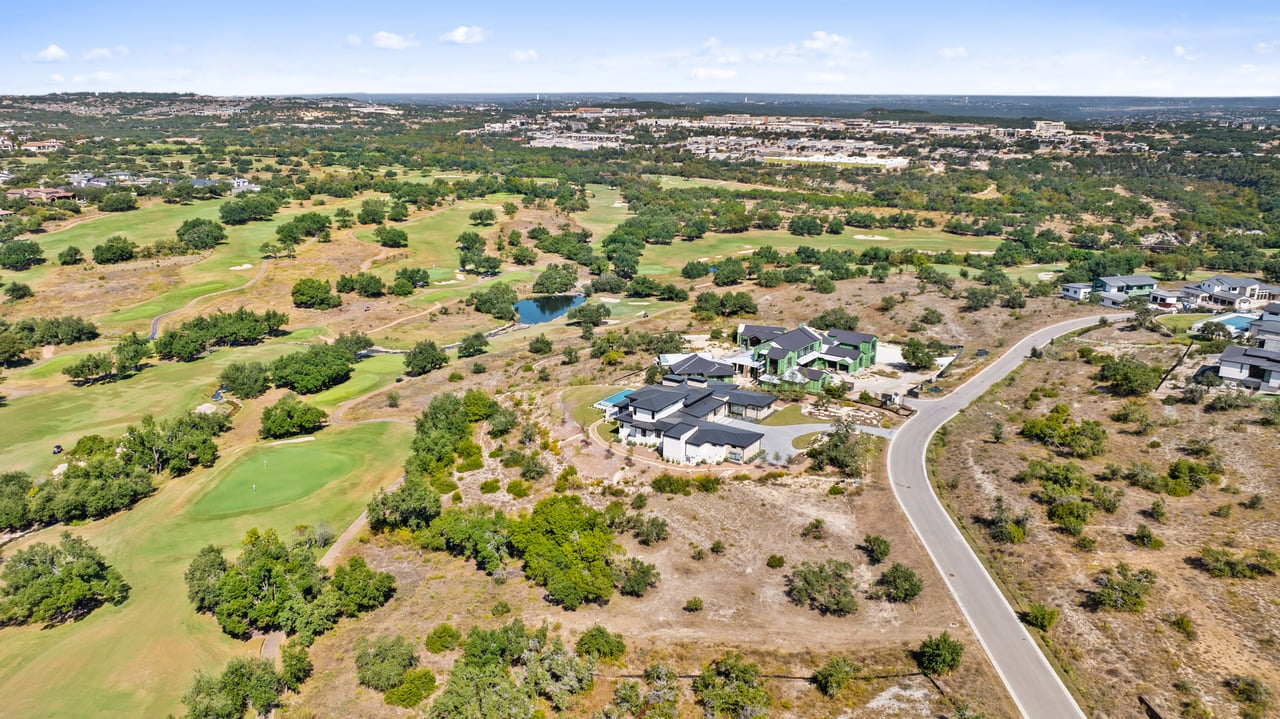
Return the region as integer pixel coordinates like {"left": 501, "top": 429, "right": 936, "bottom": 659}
{"left": 1218, "top": 314, "right": 1255, "bottom": 331}
{"left": 597, "top": 389, "right": 634, "bottom": 406}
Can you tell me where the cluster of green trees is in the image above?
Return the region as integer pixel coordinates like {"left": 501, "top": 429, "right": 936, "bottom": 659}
{"left": 467, "top": 282, "right": 518, "bottom": 320}
{"left": 0, "top": 532, "right": 130, "bottom": 626}
{"left": 806, "top": 420, "right": 876, "bottom": 477}
{"left": 531, "top": 263, "right": 578, "bottom": 294}
{"left": 184, "top": 527, "right": 395, "bottom": 641}
{"left": 693, "top": 291, "right": 757, "bottom": 318}
{"left": 218, "top": 192, "right": 282, "bottom": 225}
{"left": 426, "top": 620, "right": 595, "bottom": 718}
{"left": 259, "top": 394, "right": 328, "bottom": 439}
{"left": 0, "top": 316, "right": 98, "bottom": 366}
{"left": 154, "top": 307, "right": 287, "bottom": 362}
{"left": 0, "top": 410, "right": 231, "bottom": 533}
{"left": 0, "top": 239, "right": 45, "bottom": 270}
{"left": 180, "top": 656, "right": 287, "bottom": 719}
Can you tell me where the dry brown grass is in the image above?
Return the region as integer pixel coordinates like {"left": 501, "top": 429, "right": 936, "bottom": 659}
{"left": 932, "top": 327, "right": 1280, "bottom": 718}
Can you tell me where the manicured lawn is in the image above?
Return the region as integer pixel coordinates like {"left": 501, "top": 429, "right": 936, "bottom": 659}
{"left": 561, "top": 385, "right": 623, "bottom": 428}
{"left": 758, "top": 403, "right": 817, "bottom": 426}
{"left": 189, "top": 438, "right": 362, "bottom": 518}
{"left": 0, "top": 421, "right": 410, "bottom": 719}
{"left": 634, "top": 228, "right": 1004, "bottom": 280}
{"left": 576, "top": 184, "right": 630, "bottom": 239}
{"left": 0, "top": 337, "right": 304, "bottom": 475}
{"left": 353, "top": 194, "right": 523, "bottom": 274}
{"left": 1158, "top": 313, "right": 1214, "bottom": 334}
{"left": 308, "top": 353, "right": 405, "bottom": 410}
{"left": 792, "top": 430, "right": 826, "bottom": 450}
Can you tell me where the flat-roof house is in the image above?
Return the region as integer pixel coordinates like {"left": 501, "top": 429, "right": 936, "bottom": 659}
{"left": 1181, "top": 276, "right": 1278, "bottom": 311}
{"left": 0, "top": 137, "right": 14, "bottom": 152}
{"left": 1062, "top": 282, "right": 1093, "bottom": 301}
{"left": 613, "top": 377, "right": 776, "bottom": 464}
{"left": 1149, "top": 290, "right": 1181, "bottom": 309}
{"left": 1218, "top": 344, "right": 1280, "bottom": 391}
{"left": 1093, "top": 274, "right": 1157, "bottom": 297}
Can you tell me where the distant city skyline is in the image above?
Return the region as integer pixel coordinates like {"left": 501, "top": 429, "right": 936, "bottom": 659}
{"left": 3, "top": 0, "right": 1280, "bottom": 97}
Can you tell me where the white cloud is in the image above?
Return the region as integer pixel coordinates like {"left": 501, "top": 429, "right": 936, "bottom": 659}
{"left": 49, "top": 73, "right": 65, "bottom": 83}
{"left": 938, "top": 46, "right": 967, "bottom": 60}
{"left": 508, "top": 49, "right": 538, "bottom": 63}
{"left": 83, "top": 46, "right": 128, "bottom": 61}
{"left": 346, "top": 34, "right": 363, "bottom": 47}
{"left": 806, "top": 72, "right": 846, "bottom": 84}
{"left": 1173, "top": 45, "right": 1200, "bottom": 61}
{"left": 802, "top": 31, "right": 849, "bottom": 52}
{"left": 371, "top": 31, "right": 419, "bottom": 50}
{"left": 690, "top": 67, "right": 736, "bottom": 80}
{"left": 1256, "top": 41, "right": 1279, "bottom": 54}
{"left": 439, "top": 26, "right": 490, "bottom": 45}
{"left": 36, "top": 44, "right": 68, "bottom": 62}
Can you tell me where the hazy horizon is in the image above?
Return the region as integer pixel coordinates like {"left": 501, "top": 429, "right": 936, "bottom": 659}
{"left": 3, "top": 0, "right": 1279, "bottom": 97}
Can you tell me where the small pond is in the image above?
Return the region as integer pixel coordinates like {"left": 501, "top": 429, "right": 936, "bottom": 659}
{"left": 512, "top": 294, "right": 586, "bottom": 324}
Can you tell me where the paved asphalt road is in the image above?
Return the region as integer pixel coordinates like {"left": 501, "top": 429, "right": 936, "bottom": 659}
{"left": 888, "top": 314, "right": 1126, "bottom": 719}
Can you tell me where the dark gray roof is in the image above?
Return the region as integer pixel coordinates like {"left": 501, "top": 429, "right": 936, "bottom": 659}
{"left": 1222, "top": 344, "right": 1280, "bottom": 372}
{"left": 821, "top": 345, "right": 862, "bottom": 360}
{"left": 1098, "top": 274, "right": 1157, "bottom": 286}
{"left": 1249, "top": 319, "right": 1280, "bottom": 334}
{"left": 723, "top": 389, "right": 776, "bottom": 408}
{"left": 825, "top": 329, "right": 876, "bottom": 347}
{"left": 687, "top": 424, "right": 762, "bottom": 449}
{"left": 765, "top": 346, "right": 789, "bottom": 360}
{"left": 737, "top": 324, "right": 786, "bottom": 342}
{"left": 801, "top": 367, "right": 827, "bottom": 382}
{"left": 620, "top": 385, "right": 689, "bottom": 412}
{"left": 1263, "top": 302, "right": 1280, "bottom": 315}
{"left": 684, "top": 395, "right": 725, "bottom": 418}
{"left": 668, "top": 354, "right": 735, "bottom": 377}
{"left": 769, "top": 326, "right": 824, "bottom": 352}
{"left": 663, "top": 422, "right": 698, "bottom": 439}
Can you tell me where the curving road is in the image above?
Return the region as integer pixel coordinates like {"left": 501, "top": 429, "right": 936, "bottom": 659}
{"left": 888, "top": 314, "right": 1126, "bottom": 719}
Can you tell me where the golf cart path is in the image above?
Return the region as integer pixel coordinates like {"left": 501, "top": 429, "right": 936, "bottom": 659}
{"left": 147, "top": 259, "right": 271, "bottom": 339}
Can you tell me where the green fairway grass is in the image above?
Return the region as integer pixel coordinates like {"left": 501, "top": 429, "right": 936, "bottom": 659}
{"left": 577, "top": 184, "right": 630, "bottom": 238}
{"left": 0, "top": 338, "right": 301, "bottom": 476}
{"left": 353, "top": 194, "right": 522, "bottom": 275}
{"left": 189, "top": 439, "right": 361, "bottom": 518}
{"left": 0, "top": 421, "right": 411, "bottom": 719}
{"left": 309, "top": 353, "right": 405, "bottom": 409}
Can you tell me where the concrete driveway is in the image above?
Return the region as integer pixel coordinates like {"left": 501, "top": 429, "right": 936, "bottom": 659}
{"left": 722, "top": 419, "right": 896, "bottom": 464}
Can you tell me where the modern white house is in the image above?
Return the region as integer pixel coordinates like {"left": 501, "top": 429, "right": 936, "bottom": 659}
{"left": 612, "top": 376, "right": 776, "bottom": 464}
{"left": 1218, "top": 344, "right": 1280, "bottom": 391}
{"left": 1093, "top": 274, "right": 1158, "bottom": 296}
{"left": 1061, "top": 282, "right": 1093, "bottom": 301}
{"left": 1181, "top": 276, "right": 1279, "bottom": 311}
{"left": 1249, "top": 303, "right": 1280, "bottom": 351}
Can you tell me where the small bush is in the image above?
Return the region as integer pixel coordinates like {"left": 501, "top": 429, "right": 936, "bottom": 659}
{"left": 1168, "top": 613, "right": 1197, "bottom": 641}
{"left": 491, "top": 600, "right": 511, "bottom": 617}
{"left": 862, "top": 534, "right": 891, "bottom": 564}
{"left": 684, "top": 596, "right": 704, "bottom": 612}
{"left": 424, "top": 623, "right": 461, "bottom": 653}
{"left": 874, "top": 563, "right": 923, "bottom": 603}
{"left": 800, "top": 518, "right": 826, "bottom": 539}
{"left": 915, "top": 632, "right": 964, "bottom": 675}
{"left": 506, "top": 480, "right": 530, "bottom": 499}
{"left": 710, "top": 540, "right": 726, "bottom": 555}
{"left": 383, "top": 668, "right": 435, "bottom": 707}
{"left": 575, "top": 624, "right": 627, "bottom": 661}
{"left": 355, "top": 635, "right": 416, "bottom": 692}
{"left": 1019, "top": 603, "right": 1059, "bottom": 632}
{"left": 479, "top": 479, "right": 500, "bottom": 494}
{"left": 766, "top": 554, "right": 785, "bottom": 569}
{"left": 813, "top": 657, "right": 860, "bottom": 698}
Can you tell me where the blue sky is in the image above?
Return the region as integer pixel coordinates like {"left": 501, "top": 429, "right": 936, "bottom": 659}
{"left": 3, "top": 0, "right": 1280, "bottom": 96}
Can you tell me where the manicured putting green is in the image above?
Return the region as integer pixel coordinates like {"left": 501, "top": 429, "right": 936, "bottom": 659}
{"left": 190, "top": 441, "right": 360, "bottom": 518}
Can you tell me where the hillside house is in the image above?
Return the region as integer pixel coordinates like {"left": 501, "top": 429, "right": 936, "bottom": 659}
{"left": 731, "top": 324, "right": 877, "bottom": 393}
{"left": 1249, "top": 303, "right": 1280, "bottom": 351}
{"left": 1181, "top": 276, "right": 1279, "bottom": 311}
{"left": 658, "top": 353, "right": 736, "bottom": 381}
{"left": 0, "top": 137, "right": 14, "bottom": 152}
{"left": 5, "top": 187, "right": 74, "bottom": 202}
{"left": 1218, "top": 344, "right": 1280, "bottom": 391}
{"left": 1061, "top": 282, "right": 1093, "bottom": 301}
{"left": 1093, "top": 274, "right": 1157, "bottom": 297}
{"left": 613, "top": 376, "right": 775, "bottom": 464}
{"left": 20, "top": 140, "right": 63, "bottom": 152}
